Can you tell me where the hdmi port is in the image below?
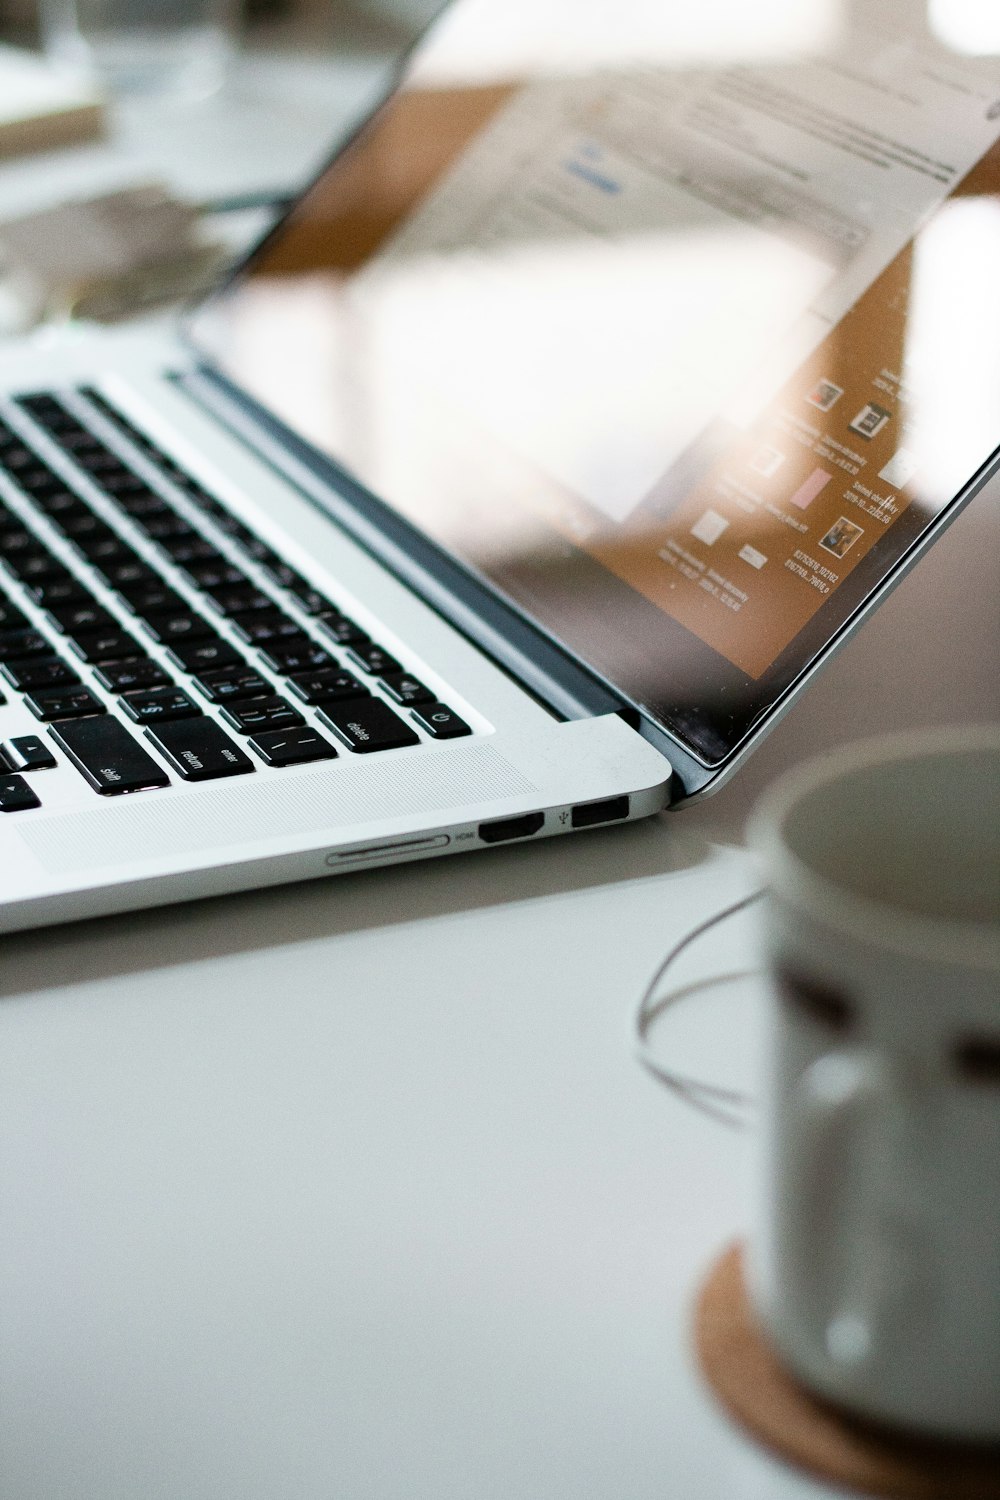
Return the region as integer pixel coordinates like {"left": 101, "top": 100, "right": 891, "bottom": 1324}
{"left": 478, "top": 811, "right": 545, "bottom": 844}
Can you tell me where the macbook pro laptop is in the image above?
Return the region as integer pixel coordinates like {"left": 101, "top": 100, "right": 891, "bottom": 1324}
{"left": 1, "top": 0, "right": 998, "bottom": 932}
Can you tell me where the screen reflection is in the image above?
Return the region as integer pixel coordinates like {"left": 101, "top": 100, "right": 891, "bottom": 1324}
{"left": 191, "top": 0, "right": 1000, "bottom": 762}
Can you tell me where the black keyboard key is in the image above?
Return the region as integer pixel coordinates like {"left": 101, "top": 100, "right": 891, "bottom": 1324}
{"left": 46, "top": 601, "right": 117, "bottom": 635}
{"left": 193, "top": 666, "right": 271, "bottom": 705}
{"left": 0, "top": 628, "right": 51, "bottom": 661}
{"left": 1, "top": 735, "right": 57, "bottom": 771}
{"left": 76, "top": 534, "right": 134, "bottom": 568}
{"left": 166, "top": 638, "right": 244, "bottom": 674}
{"left": 346, "top": 644, "right": 402, "bottom": 677}
{"left": 6, "top": 550, "right": 67, "bottom": 586}
{"left": 12, "top": 465, "right": 61, "bottom": 496}
{"left": 49, "top": 422, "right": 100, "bottom": 450}
{"left": 101, "top": 559, "right": 160, "bottom": 591}
{"left": 56, "top": 432, "right": 101, "bottom": 455}
{"left": 78, "top": 389, "right": 120, "bottom": 421}
{"left": 291, "top": 588, "right": 337, "bottom": 615}
{"left": 161, "top": 536, "right": 222, "bottom": 565}
{"left": 205, "top": 584, "right": 274, "bottom": 617}
{"left": 410, "top": 703, "right": 472, "bottom": 740}
{"left": 50, "top": 716, "right": 171, "bottom": 795}
{"left": 239, "top": 538, "right": 278, "bottom": 565}
{"left": 35, "top": 406, "right": 88, "bottom": 432}
{"left": 181, "top": 559, "right": 246, "bottom": 591}
{"left": 310, "top": 606, "right": 351, "bottom": 630}
{"left": 140, "top": 514, "right": 197, "bottom": 543}
{"left": 25, "top": 686, "right": 106, "bottom": 721}
{"left": 2, "top": 656, "right": 81, "bottom": 692}
{"left": 3, "top": 405, "right": 57, "bottom": 438}
{"left": 116, "top": 582, "right": 185, "bottom": 619}
{"left": 72, "top": 446, "right": 121, "bottom": 476}
{"left": 315, "top": 615, "right": 369, "bottom": 647}
{"left": 0, "top": 523, "right": 36, "bottom": 554}
{"left": 0, "top": 445, "right": 35, "bottom": 472}
{"left": 69, "top": 628, "right": 144, "bottom": 665}
{"left": 231, "top": 614, "right": 305, "bottom": 647}
{"left": 59, "top": 432, "right": 105, "bottom": 456}
{"left": 258, "top": 642, "right": 334, "bottom": 675}
{"left": 0, "top": 598, "right": 28, "bottom": 631}
{"left": 286, "top": 668, "right": 368, "bottom": 706}
{"left": 213, "top": 515, "right": 253, "bottom": 543}
{"left": 220, "top": 696, "right": 305, "bottom": 735}
{"left": 60, "top": 511, "right": 115, "bottom": 544}
{"left": 32, "top": 490, "right": 88, "bottom": 520}
{"left": 247, "top": 726, "right": 337, "bottom": 767}
{"left": 185, "top": 486, "right": 225, "bottom": 515}
{"left": 261, "top": 561, "right": 307, "bottom": 592}
{"left": 97, "top": 448, "right": 140, "bottom": 488}
{"left": 108, "top": 481, "right": 165, "bottom": 511}
{"left": 120, "top": 686, "right": 202, "bottom": 724}
{"left": 25, "top": 575, "right": 90, "bottom": 608}
{"left": 95, "top": 659, "right": 173, "bottom": 694}
{"left": 15, "top": 393, "right": 66, "bottom": 422}
{"left": 317, "top": 700, "right": 419, "bottom": 753}
{"left": 0, "top": 774, "right": 41, "bottom": 812}
{"left": 158, "top": 456, "right": 189, "bottom": 483}
{"left": 380, "top": 672, "right": 434, "bottom": 706}
{"left": 144, "top": 718, "right": 254, "bottom": 781}
{"left": 182, "top": 485, "right": 226, "bottom": 516}
{"left": 143, "top": 610, "right": 216, "bottom": 645}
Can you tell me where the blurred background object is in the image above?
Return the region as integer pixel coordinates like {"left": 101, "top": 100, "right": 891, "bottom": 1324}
{"left": 0, "top": 182, "right": 226, "bottom": 327}
{"left": 0, "top": 0, "right": 446, "bottom": 50}
{"left": 0, "top": 39, "right": 104, "bottom": 154}
{"left": 0, "top": 0, "right": 448, "bottom": 331}
{"left": 39, "top": 0, "right": 240, "bottom": 103}
{"left": 0, "top": 0, "right": 37, "bottom": 45}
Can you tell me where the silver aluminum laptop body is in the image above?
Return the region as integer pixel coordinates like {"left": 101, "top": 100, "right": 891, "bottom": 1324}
{"left": 2, "top": 0, "right": 998, "bottom": 933}
{"left": 0, "top": 327, "right": 670, "bottom": 932}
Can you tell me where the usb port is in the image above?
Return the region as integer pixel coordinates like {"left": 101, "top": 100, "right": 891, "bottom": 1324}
{"left": 570, "top": 795, "right": 629, "bottom": 829}
{"left": 478, "top": 811, "right": 545, "bottom": 844}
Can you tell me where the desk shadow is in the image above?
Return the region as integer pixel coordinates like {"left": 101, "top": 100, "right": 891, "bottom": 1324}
{"left": 1, "top": 815, "right": 713, "bottom": 997}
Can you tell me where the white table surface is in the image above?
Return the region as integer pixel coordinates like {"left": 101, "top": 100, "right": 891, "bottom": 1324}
{"left": 1, "top": 48, "right": 999, "bottom": 1500}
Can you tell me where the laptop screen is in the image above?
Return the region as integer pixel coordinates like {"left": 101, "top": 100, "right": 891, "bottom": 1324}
{"left": 189, "top": 0, "right": 1000, "bottom": 765}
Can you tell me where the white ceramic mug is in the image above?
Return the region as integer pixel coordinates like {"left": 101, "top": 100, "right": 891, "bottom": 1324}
{"left": 747, "top": 727, "right": 1000, "bottom": 1442}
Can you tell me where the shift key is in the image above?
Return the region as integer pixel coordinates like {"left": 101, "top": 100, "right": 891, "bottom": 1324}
{"left": 145, "top": 717, "right": 254, "bottom": 780}
{"left": 51, "top": 717, "right": 171, "bottom": 795}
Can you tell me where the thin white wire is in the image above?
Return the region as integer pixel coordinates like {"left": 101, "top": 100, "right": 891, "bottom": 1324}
{"left": 634, "top": 890, "right": 764, "bottom": 1129}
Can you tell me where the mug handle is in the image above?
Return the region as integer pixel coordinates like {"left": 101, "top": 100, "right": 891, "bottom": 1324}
{"left": 785, "top": 1049, "right": 909, "bottom": 1368}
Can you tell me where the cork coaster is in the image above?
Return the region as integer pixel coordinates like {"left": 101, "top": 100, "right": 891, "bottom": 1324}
{"left": 694, "top": 1243, "right": 1000, "bottom": 1500}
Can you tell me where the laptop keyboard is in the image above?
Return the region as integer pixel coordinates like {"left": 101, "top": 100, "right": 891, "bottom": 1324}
{"left": 0, "top": 388, "right": 472, "bottom": 813}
